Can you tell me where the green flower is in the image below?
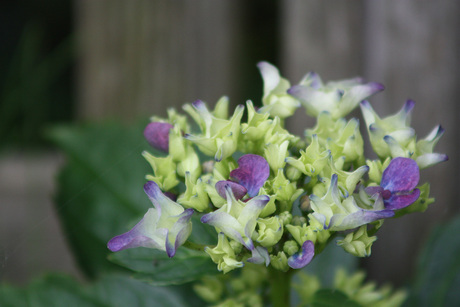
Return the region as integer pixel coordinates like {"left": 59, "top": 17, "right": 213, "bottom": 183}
{"left": 205, "top": 233, "right": 244, "bottom": 274}
{"left": 256, "top": 216, "right": 283, "bottom": 248}
{"left": 289, "top": 73, "right": 384, "bottom": 119}
{"left": 257, "top": 61, "right": 301, "bottom": 118}
{"left": 143, "top": 151, "right": 179, "bottom": 191}
{"left": 305, "top": 112, "right": 364, "bottom": 164}
{"left": 285, "top": 135, "right": 330, "bottom": 177}
{"left": 361, "top": 100, "right": 447, "bottom": 168}
{"left": 337, "top": 225, "right": 377, "bottom": 257}
{"left": 177, "top": 172, "right": 209, "bottom": 212}
{"left": 184, "top": 98, "right": 244, "bottom": 161}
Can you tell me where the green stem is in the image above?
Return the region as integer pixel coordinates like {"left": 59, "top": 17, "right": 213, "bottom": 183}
{"left": 269, "top": 267, "right": 293, "bottom": 307}
{"left": 182, "top": 241, "right": 208, "bottom": 252}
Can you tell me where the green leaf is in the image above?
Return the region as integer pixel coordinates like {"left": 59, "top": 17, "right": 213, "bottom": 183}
{"left": 405, "top": 215, "right": 460, "bottom": 307}
{"left": 0, "top": 273, "right": 205, "bottom": 307}
{"left": 189, "top": 214, "right": 218, "bottom": 245}
{"left": 109, "top": 247, "right": 218, "bottom": 286}
{"left": 47, "top": 122, "right": 157, "bottom": 277}
{"left": 312, "top": 289, "right": 362, "bottom": 307}
{"left": 90, "top": 274, "right": 201, "bottom": 307}
{"left": 0, "top": 274, "right": 106, "bottom": 307}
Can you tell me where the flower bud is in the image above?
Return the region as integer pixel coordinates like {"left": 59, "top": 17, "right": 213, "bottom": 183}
{"left": 205, "top": 233, "right": 244, "bottom": 274}
{"left": 283, "top": 240, "right": 299, "bottom": 256}
{"left": 337, "top": 225, "right": 377, "bottom": 257}
{"left": 285, "top": 165, "right": 302, "bottom": 181}
{"left": 256, "top": 216, "right": 283, "bottom": 248}
{"left": 142, "top": 151, "right": 179, "bottom": 191}
{"left": 270, "top": 251, "right": 289, "bottom": 272}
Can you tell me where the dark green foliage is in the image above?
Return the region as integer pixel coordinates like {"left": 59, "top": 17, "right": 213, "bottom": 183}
{"left": 405, "top": 215, "right": 460, "bottom": 307}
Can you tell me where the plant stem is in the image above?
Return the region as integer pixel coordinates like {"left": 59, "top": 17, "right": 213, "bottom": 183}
{"left": 182, "top": 241, "right": 208, "bottom": 252}
{"left": 268, "top": 267, "right": 293, "bottom": 307}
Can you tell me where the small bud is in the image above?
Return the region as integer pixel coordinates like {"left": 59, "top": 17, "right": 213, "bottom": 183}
{"left": 205, "top": 233, "right": 244, "bottom": 274}
{"left": 283, "top": 240, "right": 299, "bottom": 256}
{"left": 291, "top": 216, "right": 307, "bottom": 226}
{"left": 177, "top": 172, "right": 209, "bottom": 212}
{"left": 300, "top": 194, "right": 311, "bottom": 212}
{"left": 142, "top": 151, "right": 179, "bottom": 191}
{"left": 279, "top": 211, "right": 292, "bottom": 225}
{"left": 264, "top": 141, "right": 289, "bottom": 172}
{"left": 285, "top": 165, "right": 302, "bottom": 181}
{"left": 202, "top": 160, "right": 215, "bottom": 173}
{"left": 256, "top": 216, "right": 283, "bottom": 248}
{"left": 337, "top": 225, "right": 377, "bottom": 257}
{"left": 229, "top": 240, "right": 243, "bottom": 254}
{"left": 270, "top": 251, "right": 289, "bottom": 272}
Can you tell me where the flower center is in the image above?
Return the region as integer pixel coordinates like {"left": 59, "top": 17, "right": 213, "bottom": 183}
{"left": 382, "top": 189, "right": 392, "bottom": 200}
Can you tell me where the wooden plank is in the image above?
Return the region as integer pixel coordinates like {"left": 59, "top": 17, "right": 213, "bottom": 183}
{"left": 75, "top": 0, "right": 241, "bottom": 121}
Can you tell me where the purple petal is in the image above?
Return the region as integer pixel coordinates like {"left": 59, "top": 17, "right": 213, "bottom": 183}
{"left": 192, "top": 99, "right": 206, "bottom": 110}
{"left": 215, "top": 180, "right": 248, "bottom": 200}
{"left": 144, "top": 181, "right": 186, "bottom": 219}
{"left": 247, "top": 246, "right": 270, "bottom": 266}
{"left": 163, "top": 191, "right": 178, "bottom": 202}
{"left": 144, "top": 122, "right": 173, "bottom": 152}
{"left": 344, "top": 82, "right": 385, "bottom": 104}
{"left": 288, "top": 240, "right": 315, "bottom": 269}
{"left": 403, "top": 99, "right": 415, "bottom": 114}
{"left": 334, "top": 210, "right": 395, "bottom": 231}
{"left": 365, "top": 186, "right": 384, "bottom": 196}
{"left": 384, "top": 189, "right": 421, "bottom": 210}
{"left": 144, "top": 181, "right": 165, "bottom": 203}
{"left": 107, "top": 208, "right": 166, "bottom": 252}
{"left": 381, "top": 157, "right": 420, "bottom": 192}
{"left": 230, "top": 154, "right": 270, "bottom": 197}
{"left": 166, "top": 208, "right": 194, "bottom": 257}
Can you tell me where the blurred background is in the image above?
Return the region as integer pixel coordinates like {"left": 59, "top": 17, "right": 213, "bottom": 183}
{"left": 1, "top": 0, "right": 459, "bottom": 288}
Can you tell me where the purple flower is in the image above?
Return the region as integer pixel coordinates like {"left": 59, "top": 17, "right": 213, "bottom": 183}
{"left": 288, "top": 240, "right": 314, "bottom": 269}
{"left": 215, "top": 180, "right": 248, "bottom": 201}
{"left": 144, "top": 122, "right": 174, "bottom": 152}
{"left": 215, "top": 154, "right": 270, "bottom": 201}
{"left": 107, "top": 181, "right": 193, "bottom": 257}
{"left": 366, "top": 157, "right": 420, "bottom": 210}
{"left": 230, "top": 154, "right": 270, "bottom": 197}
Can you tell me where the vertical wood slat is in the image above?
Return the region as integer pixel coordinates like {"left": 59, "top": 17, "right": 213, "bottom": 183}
{"left": 75, "top": 0, "right": 241, "bottom": 122}
{"left": 281, "top": 0, "right": 460, "bottom": 285}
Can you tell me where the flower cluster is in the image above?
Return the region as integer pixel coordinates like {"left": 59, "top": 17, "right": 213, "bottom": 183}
{"left": 108, "top": 62, "right": 446, "bottom": 275}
